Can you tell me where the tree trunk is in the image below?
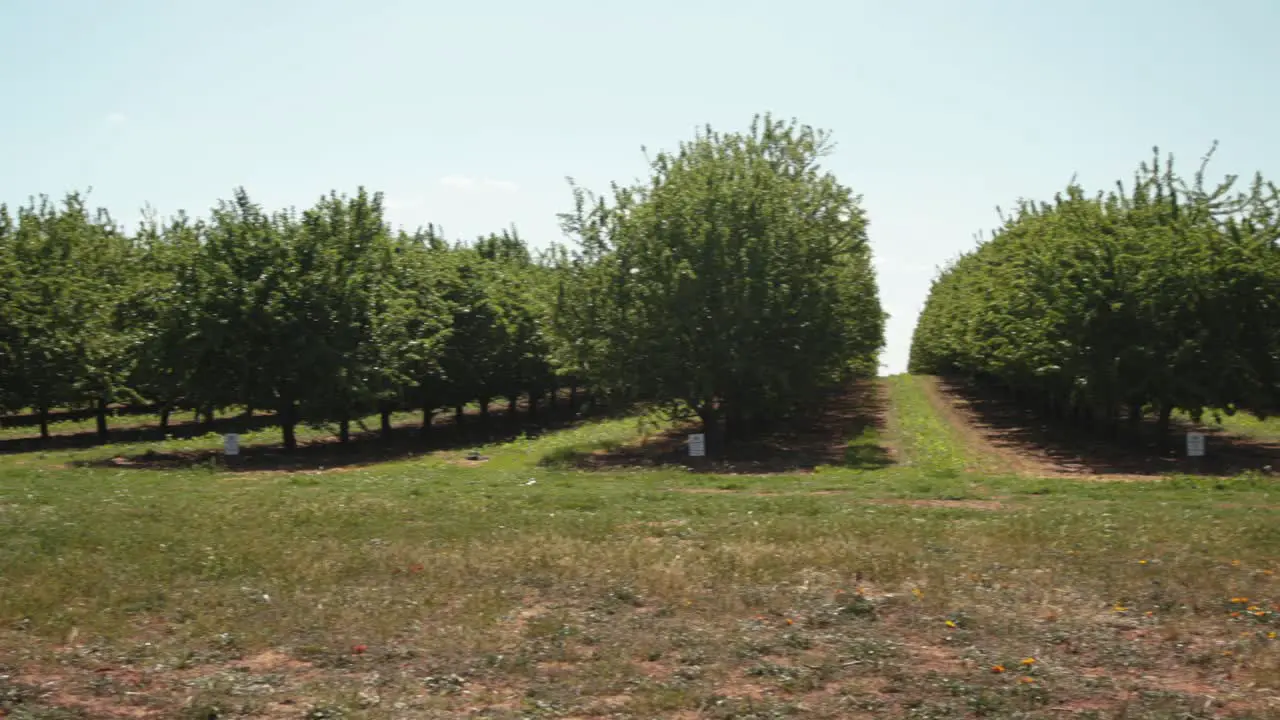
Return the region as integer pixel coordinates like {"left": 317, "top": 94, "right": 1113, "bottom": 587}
{"left": 528, "top": 391, "right": 538, "bottom": 422}
{"left": 380, "top": 408, "right": 393, "bottom": 443}
{"left": 202, "top": 405, "right": 214, "bottom": 427}
{"left": 479, "top": 398, "right": 490, "bottom": 426}
{"left": 338, "top": 418, "right": 351, "bottom": 444}
{"left": 1156, "top": 405, "right": 1173, "bottom": 440}
{"left": 242, "top": 406, "right": 254, "bottom": 420}
{"left": 547, "top": 381, "right": 557, "bottom": 412}
{"left": 568, "top": 384, "right": 578, "bottom": 412}
{"left": 724, "top": 405, "right": 747, "bottom": 443}
{"left": 421, "top": 406, "right": 433, "bottom": 439}
{"left": 95, "top": 397, "right": 109, "bottom": 443}
{"left": 1103, "top": 404, "right": 1119, "bottom": 439}
{"left": 454, "top": 404, "right": 464, "bottom": 427}
{"left": 696, "top": 404, "right": 720, "bottom": 456}
{"left": 38, "top": 406, "right": 50, "bottom": 441}
{"left": 1127, "top": 402, "right": 1143, "bottom": 444}
{"left": 1128, "top": 402, "right": 1143, "bottom": 426}
{"left": 280, "top": 402, "right": 298, "bottom": 451}
{"left": 508, "top": 395, "right": 519, "bottom": 424}
{"left": 159, "top": 404, "right": 171, "bottom": 434}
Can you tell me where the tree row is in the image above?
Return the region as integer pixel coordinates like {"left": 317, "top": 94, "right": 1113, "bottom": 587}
{"left": 0, "top": 115, "right": 886, "bottom": 450}
{"left": 910, "top": 146, "right": 1280, "bottom": 436}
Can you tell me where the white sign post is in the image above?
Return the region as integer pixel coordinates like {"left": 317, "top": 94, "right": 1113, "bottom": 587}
{"left": 687, "top": 433, "right": 706, "bottom": 458}
{"left": 223, "top": 433, "right": 240, "bottom": 457}
{"left": 1186, "top": 432, "right": 1205, "bottom": 458}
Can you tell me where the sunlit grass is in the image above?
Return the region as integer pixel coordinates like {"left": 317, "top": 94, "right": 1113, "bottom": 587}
{"left": 882, "top": 374, "right": 1006, "bottom": 477}
{"left": 1180, "top": 407, "right": 1280, "bottom": 443}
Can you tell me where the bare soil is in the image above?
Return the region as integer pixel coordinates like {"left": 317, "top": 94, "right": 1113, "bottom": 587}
{"left": 549, "top": 380, "right": 893, "bottom": 475}
{"left": 926, "top": 376, "right": 1280, "bottom": 479}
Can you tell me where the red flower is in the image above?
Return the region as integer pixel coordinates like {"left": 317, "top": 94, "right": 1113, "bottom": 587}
{"left": 352, "top": 644, "right": 368, "bottom": 655}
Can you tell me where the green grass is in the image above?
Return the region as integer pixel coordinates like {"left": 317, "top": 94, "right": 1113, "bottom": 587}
{"left": 884, "top": 373, "right": 974, "bottom": 476}
{"left": 1182, "top": 407, "right": 1280, "bottom": 444}
{"left": 2, "top": 377, "right": 1279, "bottom": 718}
{"left": 882, "top": 374, "right": 1011, "bottom": 480}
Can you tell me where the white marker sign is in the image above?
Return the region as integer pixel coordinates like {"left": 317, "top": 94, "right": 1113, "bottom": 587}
{"left": 1186, "top": 432, "right": 1205, "bottom": 458}
{"left": 223, "top": 433, "right": 240, "bottom": 456}
{"left": 687, "top": 433, "right": 706, "bottom": 457}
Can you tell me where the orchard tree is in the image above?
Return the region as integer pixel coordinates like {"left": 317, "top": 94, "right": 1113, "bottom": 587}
{"left": 0, "top": 205, "right": 18, "bottom": 417}
{"left": 558, "top": 115, "right": 885, "bottom": 446}
{"left": 181, "top": 189, "right": 318, "bottom": 448}
{"left": 126, "top": 212, "right": 203, "bottom": 432}
{"left": 435, "top": 248, "right": 518, "bottom": 428}
{"left": 6, "top": 194, "right": 135, "bottom": 440}
{"left": 391, "top": 228, "right": 455, "bottom": 439}
{"left": 292, "top": 188, "right": 400, "bottom": 443}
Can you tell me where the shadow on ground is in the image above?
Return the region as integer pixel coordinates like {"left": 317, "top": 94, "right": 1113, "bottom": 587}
{"left": 0, "top": 413, "right": 282, "bottom": 454}
{"left": 934, "top": 377, "right": 1280, "bottom": 477}
{"left": 540, "top": 381, "right": 893, "bottom": 474}
{"left": 0, "top": 404, "right": 161, "bottom": 431}
{"left": 65, "top": 401, "right": 628, "bottom": 473}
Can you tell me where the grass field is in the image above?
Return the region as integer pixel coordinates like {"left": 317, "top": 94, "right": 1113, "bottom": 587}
{"left": 2, "top": 377, "right": 1280, "bottom": 718}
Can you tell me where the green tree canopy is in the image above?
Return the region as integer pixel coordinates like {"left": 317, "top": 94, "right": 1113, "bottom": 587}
{"left": 910, "top": 146, "right": 1280, "bottom": 435}
{"left": 556, "top": 115, "right": 885, "bottom": 444}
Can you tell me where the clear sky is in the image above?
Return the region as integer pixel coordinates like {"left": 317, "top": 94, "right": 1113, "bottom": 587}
{"left": 2, "top": 0, "right": 1277, "bottom": 374}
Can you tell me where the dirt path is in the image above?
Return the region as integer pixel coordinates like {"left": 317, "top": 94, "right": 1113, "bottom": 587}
{"left": 917, "top": 376, "right": 1088, "bottom": 479}
{"left": 921, "top": 375, "right": 1280, "bottom": 480}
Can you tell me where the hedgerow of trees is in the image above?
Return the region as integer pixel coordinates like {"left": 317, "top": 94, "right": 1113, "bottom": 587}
{"left": 0, "top": 114, "right": 886, "bottom": 450}
{"left": 0, "top": 188, "right": 557, "bottom": 450}
{"left": 909, "top": 146, "right": 1280, "bottom": 437}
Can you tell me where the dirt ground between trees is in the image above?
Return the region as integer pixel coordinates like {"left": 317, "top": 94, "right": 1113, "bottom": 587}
{"left": 922, "top": 377, "right": 1280, "bottom": 480}
{"left": 551, "top": 381, "right": 892, "bottom": 475}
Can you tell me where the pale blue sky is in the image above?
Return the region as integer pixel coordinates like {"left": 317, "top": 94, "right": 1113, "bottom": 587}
{"left": 2, "top": 0, "right": 1277, "bottom": 374}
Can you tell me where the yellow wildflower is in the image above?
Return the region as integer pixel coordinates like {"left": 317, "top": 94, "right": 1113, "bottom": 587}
{"left": 991, "top": 664, "right": 1005, "bottom": 674}
{"left": 945, "top": 620, "right": 957, "bottom": 628}
{"left": 1021, "top": 657, "right": 1036, "bottom": 665}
